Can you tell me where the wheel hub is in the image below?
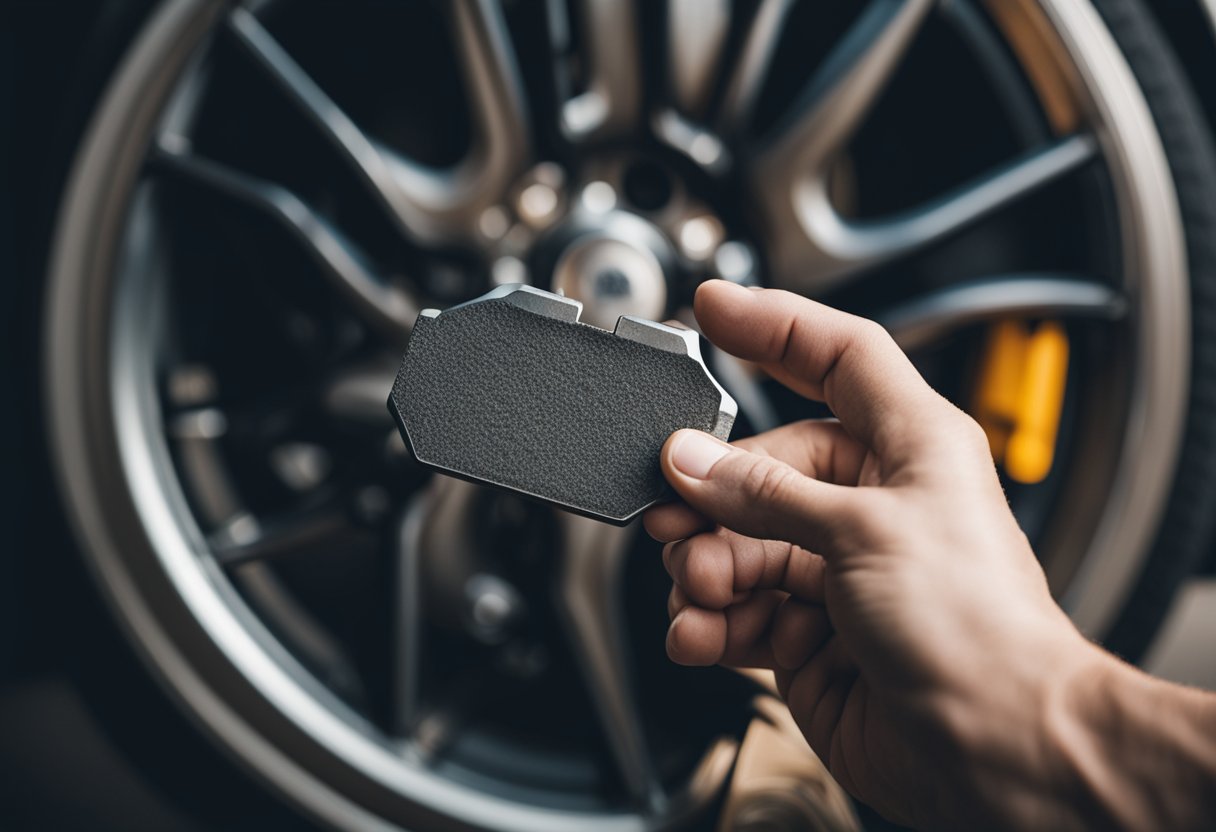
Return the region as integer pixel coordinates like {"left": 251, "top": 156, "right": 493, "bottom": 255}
{"left": 484, "top": 146, "right": 750, "bottom": 330}
{"left": 550, "top": 201, "right": 671, "bottom": 329}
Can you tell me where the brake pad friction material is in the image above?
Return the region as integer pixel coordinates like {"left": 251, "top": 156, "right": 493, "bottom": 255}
{"left": 388, "top": 285, "right": 736, "bottom": 524}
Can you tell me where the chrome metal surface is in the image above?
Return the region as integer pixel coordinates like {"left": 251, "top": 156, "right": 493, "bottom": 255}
{"left": 881, "top": 275, "right": 1125, "bottom": 351}
{"left": 666, "top": 0, "right": 730, "bottom": 119}
{"left": 751, "top": 0, "right": 935, "bottom": 290}
{"left": 464, "top": 281, "right": 584, "bottom": 321}
{"left": 560, "top": 0, "right": 640, "bottom": 141}
{"left": 551, "top": 212, "right": 670, "bottom": 329}
{"left": 761, "top": 134, "right": 1099, "bottom": 293}
{"left": 716, "top": 0, "right": 795, "bottom": 135}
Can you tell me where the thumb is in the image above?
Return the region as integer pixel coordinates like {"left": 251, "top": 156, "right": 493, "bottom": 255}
{"left": 659, "top": 429, "right": 857, "bottom": 555}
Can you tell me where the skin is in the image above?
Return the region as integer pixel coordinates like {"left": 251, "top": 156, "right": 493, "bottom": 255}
{"left": 644, "top": 280, "right": 1216, "bottom": 831}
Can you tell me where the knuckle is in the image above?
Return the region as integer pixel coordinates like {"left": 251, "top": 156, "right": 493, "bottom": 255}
{"left": 849, "top": 316, "right": 894, "bottom": 351}
{"left": 826, "top": 494, "right": 890, "bottom": 551}
{"left": 744, "top": 457, "right": 799, "bottom": 507}
{"left": 917, "top": 398, "right": 988, "bottom": 454}
{"left": 952, "top": 405, "right": 986, "bottom": 440}
{"left": 947, "top": 406, "right": 992, "bottom": 457}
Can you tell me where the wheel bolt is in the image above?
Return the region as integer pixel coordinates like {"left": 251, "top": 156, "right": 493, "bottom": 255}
{"left": 514, "top": 162, "right": 566, "bottom": 229}
{"left": 678, "top": 215, "right": 725, "bottom": 261}
{"left": 464, "top": 573, "right": 523, "bottom": 644}
{"left": 478, "top": 205, "right": 511, "bottom": 240}
{"left": 581, "top": 180, "right": 617, "bottom": 214}
{"left": 518, "top": 183, "right": 558, "bottom": 225}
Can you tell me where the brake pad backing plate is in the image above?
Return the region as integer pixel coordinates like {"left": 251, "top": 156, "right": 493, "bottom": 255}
{"left": 388, "top": 285, "right": 736, "bottom": 524}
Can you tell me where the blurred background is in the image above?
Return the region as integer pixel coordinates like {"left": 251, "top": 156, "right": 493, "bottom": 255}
{"left": 4, "top": 1, "right": 1216, "bottom": 830}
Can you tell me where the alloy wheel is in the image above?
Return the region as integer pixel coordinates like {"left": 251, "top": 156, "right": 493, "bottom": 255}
{"left": 45, "top": 0, "right": 1195, "bottom": 828}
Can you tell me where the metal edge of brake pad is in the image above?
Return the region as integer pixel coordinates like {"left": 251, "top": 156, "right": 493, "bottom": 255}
{"left": 387, "top": 284, "right": 737, "bottom": 524}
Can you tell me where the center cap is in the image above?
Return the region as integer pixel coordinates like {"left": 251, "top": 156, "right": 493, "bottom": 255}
{"left": 551, "top": 212, "right": 669, "bottom": 330}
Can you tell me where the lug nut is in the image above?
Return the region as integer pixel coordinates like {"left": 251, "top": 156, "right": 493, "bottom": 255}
{"left": 464, "top": 573, "right": 523, "bottom": 644}
{"left": 678, "top": 215, "right": 725, "bottom": 261}
{"left": 714, "top": 240, "right": 758, "bottom": 284}
{"left": 269, "top": 442, "right": 332, "bottom": 492}
{"left": 581, "top": 180, "right": 617, "bottom": 214}
{"left": 518, "top": 183, "right": 558, "bottom": 225}
{"left": 478, "top": 205, "right": 511, "bottom": 240}
{"left": 514, "top": 162, "right": 566, "bottom": 229}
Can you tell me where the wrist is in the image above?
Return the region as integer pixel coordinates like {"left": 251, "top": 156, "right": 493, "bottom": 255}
{"left": 998, "top": 634, "right": 1119, "bottom": 830}
{"left": 1050, "top": 647, "right": 1216, "bottom": 831}
{"left": 1035, "top": 640, "right": 1130, "bottom": 830}
{"left": 927, "top": 626, "right": 1109, "bottom": 830}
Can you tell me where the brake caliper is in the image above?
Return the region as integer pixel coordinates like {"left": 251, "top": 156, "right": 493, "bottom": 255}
{"left": 973, "top": 320, "right": 1069, "bottom": 484}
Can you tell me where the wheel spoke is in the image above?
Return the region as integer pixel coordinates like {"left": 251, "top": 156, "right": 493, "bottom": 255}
{"left": 226, "top": 8, "right": 430, "bottom": 241}
{"left": 393, "top": 496, "right": 428, "bottom": 735}
{"left": 765, "top": 133, "right": 1100, "bottom": 294}
{"left": 443, "top": 0, "right": 532, "bottom": 212}
{"left": 395, "top": 477, "right": 484, "bottom": 739}
{"left": 228, "top": 6, "right": 528, "bottom": 244}
{"left": 151, "top": 144, "right": 417, "bottom": 343}
{"left": 666, "top": 0, "right": 731, "bottom": 118}
{"left": 561, "top": 0, "right": 642, "bottom": 141}
{"left": 209, "top": 504, "right": 349, "bottom": 567}
{"left": 750, "top": 0, "right": 935, "bottom": 178}
{"left": 877, "top": 274, "right": 1125, "bottom": 350}
{"left": 715, "top": 0, "right": 795, "bottom": 135}
{"left": 322, "top": 356, "right": 400, "bottom": 428}
{"left": 557, "top": 515, "right": 665, "bottom": 813}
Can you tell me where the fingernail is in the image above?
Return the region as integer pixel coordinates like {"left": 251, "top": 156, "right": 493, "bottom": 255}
{"left": 671, "top": 431, "right": 730, "bottom": 479}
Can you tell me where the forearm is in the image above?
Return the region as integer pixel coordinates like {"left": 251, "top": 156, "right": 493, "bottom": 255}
{"left": 1050, "top": 649, "right": 1216, "bottom": 830}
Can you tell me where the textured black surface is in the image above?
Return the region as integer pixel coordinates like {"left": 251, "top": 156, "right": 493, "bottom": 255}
{"left": 390, "top": 299, "right": 729, "bottom": 523}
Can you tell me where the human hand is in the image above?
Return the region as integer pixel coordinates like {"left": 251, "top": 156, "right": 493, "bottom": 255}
{"left": 644, "top": 280, "right": 1112, "bottom": 830}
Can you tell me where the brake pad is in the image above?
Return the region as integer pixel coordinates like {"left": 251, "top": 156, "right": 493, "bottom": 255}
{"left": 387, "top": 285, "right": 736, "bottom": 524}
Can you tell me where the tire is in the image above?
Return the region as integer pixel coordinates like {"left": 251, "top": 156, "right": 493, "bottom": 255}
{"left": 1086, "top": 0, "right": 1216, "bottom": 661}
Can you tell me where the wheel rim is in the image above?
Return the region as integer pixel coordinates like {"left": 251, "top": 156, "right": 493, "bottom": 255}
{"left": 44, "top": 1, "right": 1188, "bottom": 829}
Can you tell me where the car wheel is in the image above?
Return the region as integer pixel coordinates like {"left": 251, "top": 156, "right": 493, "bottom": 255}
{"left": 41, "top": 0, "right": 1216, "bottom": 829}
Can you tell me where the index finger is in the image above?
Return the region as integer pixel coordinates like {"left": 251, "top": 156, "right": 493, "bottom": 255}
{"left": 694, "top": 280, "right": 956, "bottom": 457}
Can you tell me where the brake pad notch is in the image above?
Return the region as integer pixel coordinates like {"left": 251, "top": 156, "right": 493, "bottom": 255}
{"left": 388, "top": 285, "right": 736, "bottom": 524}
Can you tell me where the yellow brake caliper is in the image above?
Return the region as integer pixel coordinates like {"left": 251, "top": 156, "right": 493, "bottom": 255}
{"left": 973, "top": 320, "right": 1069, "bottom": 484}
